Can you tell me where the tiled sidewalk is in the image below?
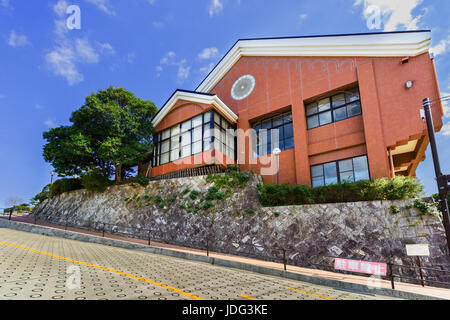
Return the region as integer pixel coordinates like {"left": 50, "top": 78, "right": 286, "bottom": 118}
{"left": 1, "top": 215, "right": 449, "bottom": 300}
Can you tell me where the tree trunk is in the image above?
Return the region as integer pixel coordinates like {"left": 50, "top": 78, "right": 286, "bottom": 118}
{"left": 115, "top": 164, "right": 123, "bottom": 182}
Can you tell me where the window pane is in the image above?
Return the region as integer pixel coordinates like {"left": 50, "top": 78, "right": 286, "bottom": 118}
{"left": 181, "top": 145, "right": 191, "bottom": 158}
{"left": 306, "top": 103, "right": 318, "bottom": 116}
{"left": 203, "top": 111, "right": 212, "bottom": 123}
{"left": 284, "top": 137, "right": 294, "bottom": 150}
{"left": 283, "top": 123, "right": 294, "bottom": 138}
{"left": 181, "top": 132, "right": 191, "bottom": 146}
{"left": 339, "top": 159, "right": 353, "bottom": 172}
{"left": 319, "top": 111, "right": 332, "bottom": 126}
{"left": 203, "top": 124, "right": 212, "bottom": 138}
{"left": 353, "top": 156, "right": 370, "bottom": 181}
{"left": 170, "top": 149, "right": 179, "bottom": 161}
{"left": 254, "top": 123, "right": 261, "bottom": 133}
{"left": 346, "top": 88, "right": 360, "bottom": 103}
{"left": 332, "top": 94, "right": 346, "bottom": 107}
{"left": 193, "top": 127, "right": 202, "bottom": 142}
{"left": 214, "top": 112, "right": 221, "bottom": 125}
{"left": 171, "top": 126, "right": 180, "bottom": 136}
{"left": 271, "top": 128, "right": 283, "bottom": 145}
{"left": 192, "top": 115, "right": 202, "bottom": 128}
{"left": 226, "top": 133, "right": 234, "bottom": 148}
{"left": 170, "top": 136, "right": 180, "bottom": 150}
{"left": 213, "top": 124, "right": 222, "bottom": 141}
{"left": 161, "top": 140, "right": 170, "bottom": 153}
{"left": 181, "top": 120, "right": 191, "bottom": 132}
{"left": 312, "top": 177, "right": 325, "bottom": 187}
{"left": 162, "top": 129, "right": 170, "bottom": 140}
{"left": 203, "top": 138, "right": 213, "bottom": 151}
{"left": 160, "top": 152, "right": 169, "bottom": 165}
{"left": 261, "top": 119, "right": 271, "bottom": 129}
{"left": 340, "top": 171, "right": 355, "bottom": 183}
{"left": 307, "top": 115, "right": 319, "bottom": 129}
{"left": 273, "top": 115, "right": 283, "bottom": 127}
{"left": 324, "top": 162, "right": 338, "bottom": 185}
{"left": 283, "top": 113, "right": 293, "bottom": 124}
{"left": 214, "top": 139, "right": 223, "bottom": 152}
{"left": 347, "top": 102, "right": 362, "bottom": 117}
{"left": 318, "top": 98, "right": 331, "bottom": 112}
{"left": 311, "top": 165, "right": 323, "bottom": 178}
{"left": 333, "top": 107, "right": 347, "bottom": 122}
{"left": 192, "top": 141, "right": 202, "bottom": 154}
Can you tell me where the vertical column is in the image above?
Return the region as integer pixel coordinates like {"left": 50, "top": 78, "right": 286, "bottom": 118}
{"left": 290, "top": 61, "right": 310, "bottom": 186}
{"left": 357, "top": 61, "right": 391, "bottom": 179}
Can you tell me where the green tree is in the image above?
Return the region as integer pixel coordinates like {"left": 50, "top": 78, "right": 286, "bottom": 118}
{"left": 43, "top": 87, "right": 157, "bottom": 180}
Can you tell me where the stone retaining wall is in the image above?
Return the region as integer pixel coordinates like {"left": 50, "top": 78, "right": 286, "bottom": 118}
{"left": 31, "top": 171, "right": 450, "bottom": 286}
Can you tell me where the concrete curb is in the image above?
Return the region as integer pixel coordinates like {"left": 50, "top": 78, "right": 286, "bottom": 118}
{"left": 0, "top": 219, "right": 445, "bottom": 300}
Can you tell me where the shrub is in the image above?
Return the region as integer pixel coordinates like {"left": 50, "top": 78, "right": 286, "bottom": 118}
{"left": 189, "top": 190, "right": 200, "bottom": 200}
{"left": 50, "top": 178, "right": 83, "bottom": 197}
{"left": 259, "top": 176, "right": 424, "bottom": 207}
{"left": 135, "top": 175, "right": 150, "bottom": 187}
{"left": 202, "top": 201, "right": 214, "bottom": 210}
{"left": 81, "top": 172, "right": 112, "bottom": 193}
{"left": 33, "top": 184, "right": 51, "bottom": 203}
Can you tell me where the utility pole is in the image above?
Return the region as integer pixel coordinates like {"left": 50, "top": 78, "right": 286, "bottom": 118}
{"left": 422, "top": 98, "right": 450, "bottom": 253}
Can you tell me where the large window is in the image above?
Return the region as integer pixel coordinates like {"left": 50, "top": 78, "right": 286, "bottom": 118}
{"left": 311, "top": 155, "right": 370, "bottom": 187}
{"left": 252, "top": 111, "right": 294, "bottom": 157}
{"left": 306, "top": 88, "right": 361, "bottom": 130}
{"left": 153, "top": 111, "right": 236, "bottom": 167}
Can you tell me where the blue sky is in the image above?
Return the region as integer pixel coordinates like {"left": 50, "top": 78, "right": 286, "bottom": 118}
{"left": 0, "top": 0, "right": 449, "bottom": 207}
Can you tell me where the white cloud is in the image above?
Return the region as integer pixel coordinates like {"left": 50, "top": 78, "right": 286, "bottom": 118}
{"left": 44, "top": 119, "right": 57, "bottom": 128}
{"left": 98, "top": 42, "right": 115, "bottom": 55}
{"left": 85, "top": 0, "right": 115, "bottom": 16}
{"left": 75, "top": 38, "right": 100, "bottom": 63}
{"left": 1, "top": 0, "right": 10, "bottom": 8}
{"left": 299, "top": 13, "right": 307, "bottom": 21}
{"left": 354, "top": 0, "right": 424, "bottom": 31}
{"left": 198, "top": 47, "right": 219, "bottom": 60}
{"left": 156, "top": 52, "right": 190, "bottom": 83}
{"left": 46, "top": 1, "right": 112, "bottom": 85}
{"left": 152, "top": 21, "right": 164, "bottom": 29}
{"left": 46, "top": 45, "right": 84, "bottom": 85}
{"left": 200, "top": 63, "right": 215, "bottom": 74}
{"left": 127, "top": 52, "right": 136, "bottom": 64}
{"left": 430, "top": 37, "right": 450, "bottom": 57}
{"left": 8, "top": 30, "right": 30, "bottom": 47}
{"left": 441, "top": 122, "right": 450, "bottom": 136}
{"left": 209, "top": 0, "right": 223, "bottom": 16}
{"left": 441, "top": 92, "right": 450, "bottom": 118}
{"left": 177, "top": 64, "right": 190, "bottom": 84}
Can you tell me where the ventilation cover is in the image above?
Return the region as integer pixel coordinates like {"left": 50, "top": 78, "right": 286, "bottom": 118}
{"left": 231, "top": 74, "right": 255, "bottom": 101}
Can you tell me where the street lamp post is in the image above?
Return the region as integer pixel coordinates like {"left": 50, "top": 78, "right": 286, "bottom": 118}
{"left": 422, "top": 98, "right": 450, "bottom": 252}
{"left": 273, "top": 148, "right": 281, "bottom": 185}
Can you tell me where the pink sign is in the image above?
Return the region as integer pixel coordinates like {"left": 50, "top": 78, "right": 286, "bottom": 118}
{"left": 334, "top": 258, "right": 387, "bottom": 276}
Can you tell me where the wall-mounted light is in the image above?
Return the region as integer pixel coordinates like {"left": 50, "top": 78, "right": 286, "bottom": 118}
{"left": 405, "top": 80, "right": 414, "bottom": 89}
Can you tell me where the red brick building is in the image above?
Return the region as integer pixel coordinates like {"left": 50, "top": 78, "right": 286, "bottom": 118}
{"left": 150, "top": 30, "right": 444, "bottom": 186}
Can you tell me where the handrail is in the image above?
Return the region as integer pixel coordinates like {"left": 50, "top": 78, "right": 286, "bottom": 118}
{"left": 8, "top": 214, "right": 450, "bottom": 290}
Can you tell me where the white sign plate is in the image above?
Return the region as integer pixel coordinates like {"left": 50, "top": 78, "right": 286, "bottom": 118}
{"left": 406, "top": 244, "right": 430, "bottom": 257}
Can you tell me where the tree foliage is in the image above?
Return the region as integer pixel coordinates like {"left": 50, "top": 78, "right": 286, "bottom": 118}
{"left": 43, "top": 87, "right": 158, "bottom": 179}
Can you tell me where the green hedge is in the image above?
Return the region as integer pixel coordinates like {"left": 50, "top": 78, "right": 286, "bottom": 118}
{"left": 258, "top": 177, "right": 424, "bottom": 207}
{"left": 50, "top": 178, "right": 83, "bottom": 197}
{"left": 81, "top": 171, "right": 113, "bottom": 192}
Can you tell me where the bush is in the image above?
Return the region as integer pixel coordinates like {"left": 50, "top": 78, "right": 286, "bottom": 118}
{"left": 81, "top": 171, "right": 112, "bottom": 193}
{"left": 50, "top": 178, "right": 83, "bottom": 197}
{"left": 259, "top": 177, "right": 424, "bottom": 207}
{"left": 135, "top": 175, "right": 150, "bottom": 187}
{"left": 32, "top": 184, "right": 51, "bottom": 203}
